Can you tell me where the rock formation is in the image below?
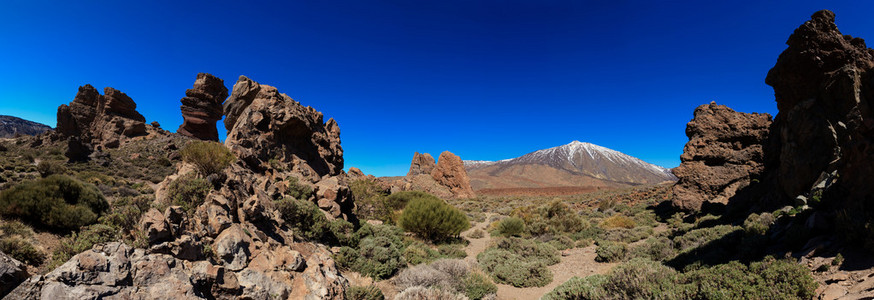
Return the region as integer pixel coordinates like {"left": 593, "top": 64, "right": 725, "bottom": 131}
{"left": 220, "top": 75, "right": 353, "bottom": 220}
{"left": 56, "top": 85, "right": 147, "bottom": 149}
{"left": 0, "top": 252, "right": 27, "bottom": 298}
{"left": 671, "top": 102, "right": 772, "bottom": 211}
{"left": 431, "top": 151, "right": 476, "bottom": 199}
{"left": 177, "top": 73, "right": 228, "bottom": 141}
{"left": 384, "top": 151, "right": 476, "bottom": 199}
{"left": 0, "top": 115, "right": 50, "bottom": 139}
{"left": 761, "top": 9, "right": 874, "bottom": 210}
{"left": 223, "top": 75, "right": 343, "bottom": 178}
{"left": 407, "top": 152, "right": 436, "bottom": 176}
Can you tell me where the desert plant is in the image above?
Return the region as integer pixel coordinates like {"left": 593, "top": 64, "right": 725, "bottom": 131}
{"left": 542, "top": 275, "right": 608, "bottom": 300}
{"left": 0, "top": 220, "right": 34, "bottom": 237}
{"left": 286, "top": 176, "right": 314, "bottom": 201}
{"left": 345, "top": 285, "right": 385, "bottom": 300}
{"left": 404, "top": 241, "right": 442, "bottom": 265}
{"left": 438, "top": 244, "right": 467, "bottom": 259}
{"left": 496, "top": 217, "right": 525, "bottom": 237}
{"left": 600, "top": 214, "right": 636, "bottom": 229}
{"left": 462, "top": 272, "right": 497, "bottom": 300}
{"left": 0, "top": 174, "right": 108, "bottom": 231}
{"left": 276, "top": 197, "right": 329, "bottom": 241}
{"left": 395, "top": 286, "right": 467, "bottom": 300}
{"left": 398, "top": 193, "right": 469, "bottom": 242}
{"left": 833, "top": 253, "right": 844, "bottom": 266}
{"left": 674, "top": 224, "right": 741, "bottom": 253}
{"left": 166, "top": 174, "right": 211, "bottom": 212}
{"left": 601, "top": 258, "right": 685, "bottom": 299}
{"left": 394, "top": 263, "right": 454, "bottom": 291}
{"left": 353, "top": 235, "right": 406, "bottom": 280}
{"left": 477, "top": 238, "right": 558, "bottom": 287}
{"left": 36, "top": 160, "right": 66, "bottom": 177}
{"left": 629, "top": 236, "right": 676, "bottom": 262}
{"left": 468, "top": 228, "right": 485, "bottom": 239}
{"left": 0, "top": 236, "right": 44, "bottom": 265}
{"left": 179, "top": 141, "right": 235, "bottom": 176}
{"left": 743, "top": 213, "right": 775, "bottom": 236}
{"left": 51, "top": 224, "right": 118, "bottom": 267}
{"left": 595, "top": 240, "right": 628, "bottom": 262}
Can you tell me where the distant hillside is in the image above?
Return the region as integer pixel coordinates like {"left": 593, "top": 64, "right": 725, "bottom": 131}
{"left": 0, "top": 115, "right": 51, "bottom": 138}
{"left": 464, "top": 141, "right": 676, "bottom": 195}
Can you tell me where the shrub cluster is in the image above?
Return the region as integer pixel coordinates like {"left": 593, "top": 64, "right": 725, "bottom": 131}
{"left": 335, "top": 224, "right": 406, "bottom": 280}
{"left": 0, "top": 174, "right": 108, "bottom": 231}
{"left": 477, "top": 237, "right": 559, "bottom": 287}
{"left": 276, "top": 197, "right": 330, "bottom": 241}
{"left": 179, "top": 141, "right": 235, "bottom": 176}
{"left": 0, "top": 236, "right": 44, "bottom": 265}
{"left": 398, "top": 193, "right": 469, "bottom": 242}
{"left": 595, "top": 240, "right": 628, "bottom": 263}
{"left": 345, "top": 285, "right": 385, "bottom": 300}
{"left": 394, "top": 259, "right": 496, "bottom": 300}
{"left": 495, "top": 217, "right": 525, "bottom": 237}
{"left": 545, "top": 257, "right": 816, "bottom": 299}
{"left": 510, "top": 200, "right": 586, "bottom": 237}
{"left": 167, "top": 174, "right": 212, "bottom": 212}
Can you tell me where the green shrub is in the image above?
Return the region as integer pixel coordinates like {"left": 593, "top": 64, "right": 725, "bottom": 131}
{"left": 496, "top": 217, "right": 525, "bottom": 237}
{"left": 352, "top": 235, "right": 405, "bottom": 280}
{"left": 286, "top": 176, "right": 313, "bottom": 201}
{"left": 682, "top": 257, "right": 816, "bottom": 299}
{"left": 604, "top": 226, "right": 652, "bottom": 243}
{"left": 345, "top": 285, "right": 385, "bottom": 300}
{"left": 167, "top": 174, "right": 211, "bottom": 212}
{"left": 99, "top": 195, "right": 152, "bottom": 233}
{"left": 595, "top": 240, "right": 627, "bottom": 262}
{"left": 404, "top": 241, "right": 442, "bottom": 265}
{"left": 477, "top": 238, "right": 558, "bottom": 287}
{"left": 833, "top": 253, "right": 844, "bottom": 266}
{"left": 327, "top": 218, "right": 357, "bottom": 246}
{"left": 629, "top": 236, "right": 676, "bottom": 262}
{"left": 0, "top": 175, "right": 108, "bottom": 231}
{"left": 601, "top": 258, "right": 686, "bottom": 299}
{"left": 438, "top": 243, "right": 467, "bottom": 259}
{"left": 674, "top": 224, "right": 741, "bottom": 253}
{"left": 542, "top": 275, "right": 607, "bottom": 300}
{"left": 398, "top": 193, "right": 469, "bottom": 242}
{"left": 743, "top": 213, "right": 775, "bottom": 236}
{"left": 350, "top": 178, "right": 390, "bottom": 222}
{"left": 462, "top": 272, "right": 497, "bottom": 300}
{"left": 0, "top": 220, "right": 34, "bottom": 237}
{"left": 276, "top": 197, "right": 329, "bottom": 241}
{"left": 600, "top": 215, "right": 636, "bottom": 229}
{"left": 179, "top": 141, "right": 234, "bottom": 176}
{"left": 36, "top": 160, "right": 66, "bottom": 177}
{"left": 52, "top": 224, "right": 118, "bottom": 267}
{"left": 468, "top": 228, "right": 485, "bottom": 239}
{"left": 0, "top": 237, "right": 44, "bottom": 265}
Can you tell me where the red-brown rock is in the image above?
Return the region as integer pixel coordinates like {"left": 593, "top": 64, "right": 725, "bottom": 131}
{"left": 407, "top": 152, "right": 436, "bottom": 176}
{"left": 56, "top": 85, "right": 146, "bottom": 149}
{"left": 672, "top": 102, "right": 771, "bottom": 211}
{"left": 431, "top": 151, "right": 476, "bottom": 199}
{"left": 177, "top": 73, "right": 228, "bottom": 141}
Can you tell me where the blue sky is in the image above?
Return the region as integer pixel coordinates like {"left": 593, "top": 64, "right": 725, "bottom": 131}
{"left": 1, "top": 1, "right": 871, "bottom": 176}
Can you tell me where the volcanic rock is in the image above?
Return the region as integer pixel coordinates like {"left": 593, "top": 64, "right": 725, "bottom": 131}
{"left": 762, "top": 10, "right": 874, "bottom": 209}
{"left": 671, "top": 102, "right": 772, "bottom": 211}
{"left": 56, "top": 85, "right": 146, "bottom": 149}
{"left": 177, "top": 73, "right": 228, "bottom": 141}
{"left": 223, "top": 75, "right": 343, "bottom": 178}
{"left": 0, "top": 251, "right": 27, "bottom": 298}
{"left": 431, "top": 151, "right": 476, "bottom": 199}
{"left": 407, "top": 152, "right": 436, "bottom": 176}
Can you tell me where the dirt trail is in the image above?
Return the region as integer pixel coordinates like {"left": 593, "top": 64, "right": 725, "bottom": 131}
{"left": 461, "top": 214, "right": 617, "bottom": 300}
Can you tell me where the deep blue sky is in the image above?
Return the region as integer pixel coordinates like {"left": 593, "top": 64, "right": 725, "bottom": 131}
{"left": 1, "top": 1, "right": 871, "bottom": 176}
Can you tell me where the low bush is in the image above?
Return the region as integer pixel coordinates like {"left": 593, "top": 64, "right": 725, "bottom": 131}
{"left": 496, "top": 217, "right": 525, "bottom": 237}
{"left": 36, "top": 160, "right": 66, "bottom": 177}
{"left": 629, "top": 236, "right": 676, "bottom": 262}
{"left": 350, "top": 178, "right": 391, "bottom": 222}
{"left": 276, "top": 197, "right": 329, "bottom": 241}
{"left": 743, "top": 213, "right": 775, "bottom": 236}
{"left": 0, "top": 220, "right": 34, "bottom": 237}
{"left": 404, "top": 241, "right": 442, "bottom": 266}
{"left": 600, "top": 215, "right": 636, "bottom": 229}
{"left": 462, "top": 272, "right": 498, "bottom": 300}
{"left": 52, "top": 224, "right": 119, "bottom": 267}
{"left": 0, "top": 236, "right": 44, "bottom": 265}
{"left": 542, "top": 275, "right": 608, "bottom": 300}
{"left": 398, "top": 193, "right": 469, "bottom": 242}
{"left": 437, "top": 244, "right": 467, "bottom": 259}
{"left": 477, "top": 238, "right": 558, "bottom": 287}
{"left": 395, "top": 286, "right": 466, "bottom": 300}
{"left": 179, "top": 141, "right": 235, "bottom": 176}
{"left": 0, "top": 175, "right": 108, "bottom": 231}
{"left": 98, "top": 195, "right": 152, "bottom": 233}
{"left": 604, "top": 226, "right": 652, "bottom": 243}
{"left": 354, "top": 236, "right": 406, "bottom": 280}
{"left": 674, "top": 225, "right": 741, "bottom": 253}
{"left": 394, "top": 263, "right": 453, "bottom": 291}
{"left": 468, "top": 228, "right": 485, "bottom": 239}
{"left": 345, "top": 285, "right": 385, "bottom": 300}
{"left": 601, "top": 258, "right": 685, "bottom": 299}
{"left": 286, "top": 176, "right": 313, "bottom": 201}
{"left": 595, "top": 240, "right": 628, "bottom": 262}
{"left": 167, "top": 174, "right": 211, "bottom": 212}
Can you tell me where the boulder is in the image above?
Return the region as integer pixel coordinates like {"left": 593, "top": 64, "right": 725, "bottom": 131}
{"left": 56, "top": 85, "right": 146, "bottom": 149}
{"left": 140, "top": 208, "right": 172, "bottom": 244}
{"left": 671, "top": 102, "right": 771, "bottom": 211}
{"left": 213, "top": 225, "right": 254, "bottom": 271}
{"left": 407, "top": 152, "right": 436, "bottom": 176}
{"left": 431, "top": 151, "right": 476, "bottom": 199}
{"left": 177, "top": 73, "right": 228, "bottom": 141}
{"left": 0, "top": 251, "right": 28, "bottom": 298}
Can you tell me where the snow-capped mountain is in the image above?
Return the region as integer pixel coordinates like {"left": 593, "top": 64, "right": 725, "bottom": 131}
{"left": 464, "top": 141, "right": 676, "bottom": 193}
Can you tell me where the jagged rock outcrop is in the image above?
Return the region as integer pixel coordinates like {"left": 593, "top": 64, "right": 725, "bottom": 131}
{"left": 0, "top": 115, "right": 50, "bottom": 139}
{"left": 761, "top": 10, "right": 874, "bottom": 209}
{"left": 0, "top": 252, "right": 27, "bottom": 298}
{"left": 223, "top": 75, "right": 343, "bottom": 178}
{"left": 407, "top": 152, "right": 436, "bottom": 176}
{"left": 672, "top": 102, "right": 772, "bottom": 211}
{"left": 177, "top": 73, "right": 228, "bottom": 141}
{"left": 56, "top": 85, "right": 147, "bottom": 149}
{"left": 431, "top": 151, "right": 476, "bottom": 199}
{"left": 384, "top": 151, "right": 476, "bottom": 199}
{"left": 221, "top": 75, "right": 352, "bottom": 221}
